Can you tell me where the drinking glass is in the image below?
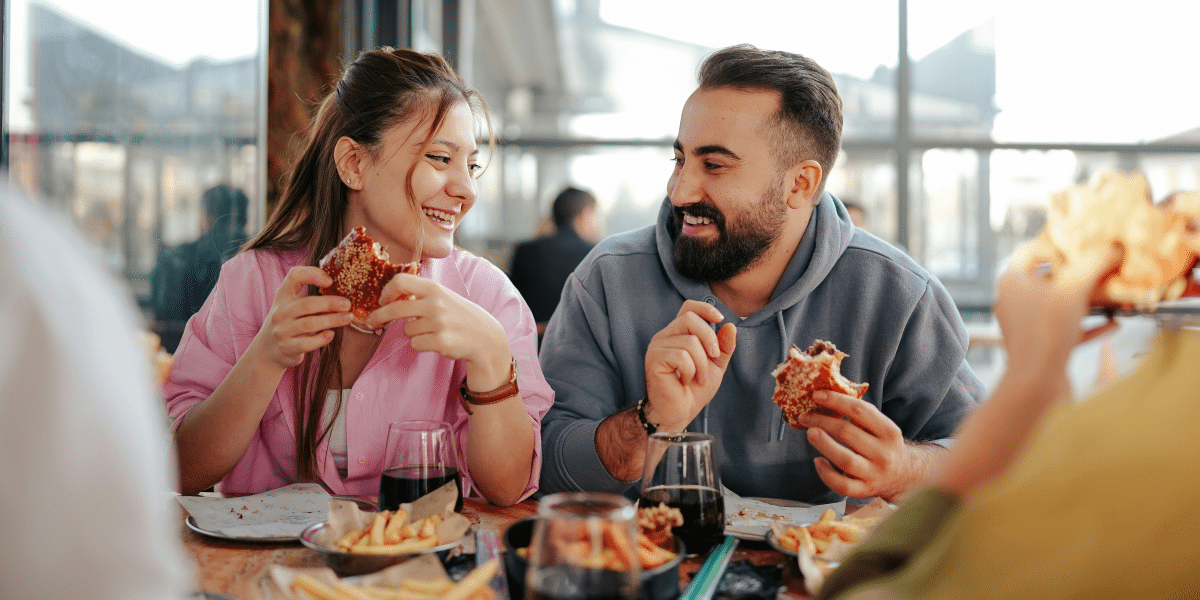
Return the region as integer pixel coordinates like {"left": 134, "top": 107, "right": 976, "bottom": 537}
{"left": 378, "top": 420, "right": 463, "bottom": 512}
{"left": 525, "top": 492, "right": 640, "bottom": 600}
{"left": 638, "top": 432, "right": 725, "bottom": 556}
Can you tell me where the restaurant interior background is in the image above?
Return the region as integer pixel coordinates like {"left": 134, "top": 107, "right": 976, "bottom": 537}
{"left": 2, "top": 0, "right": 1199, "bottom": 390}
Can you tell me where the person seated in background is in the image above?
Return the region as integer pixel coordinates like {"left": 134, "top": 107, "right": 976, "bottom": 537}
{"left": 151, "top": 184, "right": 250, "bottom": 352}
{"left": 815, "top": 244, "right": 1200, "bottom": 600}
{"left": 841, "top": 199, "right": 868, "bottom": 231}
{"left": 538, "top": 44, "right": 984, "bottom": 505}
{"left": 163, "top": 48, "right": 552, "bottom": 506}
{"left": 0, "top": 185, "right": 192, "bottom": 599}
{"left": 509, "top": 186, "right": 601, "bottom": 337}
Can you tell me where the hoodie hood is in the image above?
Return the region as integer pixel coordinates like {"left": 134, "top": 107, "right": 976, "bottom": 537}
{"left": 654, "top": 191, "right": 858, "bottom": 326}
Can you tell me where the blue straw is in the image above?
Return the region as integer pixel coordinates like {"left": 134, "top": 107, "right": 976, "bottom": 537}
{"left": 679, "top": 536, "right": 739, "bottom": 600}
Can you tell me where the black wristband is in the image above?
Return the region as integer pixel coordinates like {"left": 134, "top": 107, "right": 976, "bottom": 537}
{"left": 636, "top": 397, "right": 658, "bottom": 435}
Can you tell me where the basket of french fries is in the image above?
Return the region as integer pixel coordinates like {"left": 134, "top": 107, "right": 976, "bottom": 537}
{"left": 262, "top": 553, "right": 499, "bottom": 600}
{"left": 765, "top": 499, "right": 895, "bottom": 594}
{"left": 300, "top": 482, "right": 472, "bottom": 576}
{"left": 502, "top": 503, "right": 686, "bottom": 600}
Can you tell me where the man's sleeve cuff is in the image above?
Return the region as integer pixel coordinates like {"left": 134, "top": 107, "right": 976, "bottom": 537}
{"left": 542, "top": 419, "right": 638, "bottom": 495}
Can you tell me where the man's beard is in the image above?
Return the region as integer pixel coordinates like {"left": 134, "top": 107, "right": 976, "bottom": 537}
{"left": 670, "top": 176, "right": 788, "bottom": 282}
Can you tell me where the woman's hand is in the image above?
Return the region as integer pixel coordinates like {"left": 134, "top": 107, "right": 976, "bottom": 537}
{"left": 367, "top": 273, "right": 512, "bottom": 389}
{"left": 994, "top": 244, "right": 1121, "bottom": 383}
{"left": 932, "top": 243, "right": 1121, "bottom": 499}
{"left": 250, "top": 266, "right": 353, "bottom": 370}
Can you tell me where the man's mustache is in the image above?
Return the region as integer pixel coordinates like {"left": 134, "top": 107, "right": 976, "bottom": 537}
{"left": 672, "top": 202, "right": 726, "bottom": 230}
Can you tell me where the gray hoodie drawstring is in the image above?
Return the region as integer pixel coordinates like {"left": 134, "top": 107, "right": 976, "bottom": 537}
{"left": 776, "top": 311, "right": 789, "bottom": 441}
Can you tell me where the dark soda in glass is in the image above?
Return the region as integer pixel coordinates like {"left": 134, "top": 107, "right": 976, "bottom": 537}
{"left": 378, "top": 464, "right": 463, "bottom": 512}
{"left": 639, "top": 484, "right": 724, "bottom": 555}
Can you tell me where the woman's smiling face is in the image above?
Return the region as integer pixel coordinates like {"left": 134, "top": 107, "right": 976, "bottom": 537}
{"left": 344, "top": 100, "right": 480, "bottom": 262}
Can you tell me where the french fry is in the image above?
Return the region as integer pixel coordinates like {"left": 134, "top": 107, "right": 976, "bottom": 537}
{"left": 384, "top": 508, "right": 409, "bottom": 544}
{"left": 601, "top": 522, "right": 635, "bottom": 571}
{"left": 369, "top": 511, "right": 389, "bottom": 546}
{"left": 337, "top": 528, "right": 367, "bottom": 550}
{"left": 796, "top": 524, "right": 817, "bottom": 556}
{"left": 441, "top": 558, "right": 499, "bottom": 600}
{"left": 292, "top": 573, "right": 355, "bottom": 600}
{"left": 817, "top": 508, "right": 836, "bottom": 524}
{"left": 334, "top": 582, "right": 380, "bottom": 600}
{"left": 807, "top": 522, "right": 834, "bottom": 541}
{"left": 399, "top": 578, "right": 454, "bottom": 595}
{"left": 636, "top": 536, "right": 676, "bottom": 569}
{"left": 418, "top": 516, "right": 438, "bottom": 539}
{"left": 396, "top": 589, "right": 443, "bottom": 600}
{"left": 358, "top": 587, "right": 401, "bottom": 600}
{"left": 828, "top": 520, "right": 867, "bottom": 542}
{"left": 351, "top": 536, "right": 439, "bottom": 554}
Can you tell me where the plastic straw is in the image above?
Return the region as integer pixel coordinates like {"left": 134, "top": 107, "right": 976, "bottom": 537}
{"left": 680, "top": 536, "right": 739, "bottom": 600}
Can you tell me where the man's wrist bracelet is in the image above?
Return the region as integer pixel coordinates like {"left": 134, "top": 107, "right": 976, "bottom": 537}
{"left": 636, "top": 396, "right": 658, "bottom": 435}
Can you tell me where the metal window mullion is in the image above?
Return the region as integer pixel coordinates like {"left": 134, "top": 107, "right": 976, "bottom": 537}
{"left": 896, "top": 0, "right": 912, "bottom": 253}
{"left": 1, "top": 0, "right": 8, "bottom": 174}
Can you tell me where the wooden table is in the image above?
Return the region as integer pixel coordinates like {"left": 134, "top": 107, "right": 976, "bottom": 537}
{"left": 183, "top": 498, "right": 812, "bottom": 599}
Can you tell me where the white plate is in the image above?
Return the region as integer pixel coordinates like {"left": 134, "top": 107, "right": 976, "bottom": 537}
{"left": 185, "top": 514, "right": 301, "bottom": 543}
{"left": 185, "top": 495, "right": 376, "bottom": 543}
{"left": 723, "top": 497, "right": 812, "bottom": 541}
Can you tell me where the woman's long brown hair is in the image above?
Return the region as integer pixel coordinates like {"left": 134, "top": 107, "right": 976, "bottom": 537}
{"left": 244, "top": 48, "right": 493, "bottom": 481}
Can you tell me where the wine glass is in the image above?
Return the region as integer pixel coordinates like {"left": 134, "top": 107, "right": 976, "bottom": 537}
{"left": 638, "top": 432, "right": 725, "bottom": 556}
{"left": 378, "top": 420, "right": 463, "bottom": 512}
{"left": 525, "top": 492, "right": 640, "bottom": 600}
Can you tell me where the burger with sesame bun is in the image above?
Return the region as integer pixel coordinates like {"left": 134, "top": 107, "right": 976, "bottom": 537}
{"left": 319, "top": 226, "right": 420, "bottom": 334}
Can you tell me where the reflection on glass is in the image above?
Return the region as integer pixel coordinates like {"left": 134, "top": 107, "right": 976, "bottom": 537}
{"left": 910, "top": 0, "right": 1200, "bottom": 144}
{"left": 3, "top": 0, "right": 265, "bottom": 341}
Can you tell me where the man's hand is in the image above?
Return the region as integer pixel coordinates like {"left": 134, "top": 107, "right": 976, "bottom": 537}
{"left": 797, "top": 390, "right": 943, "bottom": 501}
{"left": 643, "top": 300, "right": 737, "bottom": 432}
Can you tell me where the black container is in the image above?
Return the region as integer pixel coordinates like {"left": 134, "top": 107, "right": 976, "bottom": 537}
{"left": 503, "top": 517, "right": 685, "bottom": 600}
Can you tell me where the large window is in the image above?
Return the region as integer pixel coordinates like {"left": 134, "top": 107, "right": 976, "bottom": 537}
{"left": 457, "top": 0, "right": 1200, "bottom": 311}
{"left": 2, "top": 0, "right": 266, "bottom": 350}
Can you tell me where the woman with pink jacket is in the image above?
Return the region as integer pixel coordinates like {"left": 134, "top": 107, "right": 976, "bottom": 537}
{"left": 164, "top": 48, "right": 552, "bottom": 506}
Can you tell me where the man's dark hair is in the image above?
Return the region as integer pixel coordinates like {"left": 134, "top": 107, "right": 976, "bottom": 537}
{"left": 552, "top": 187, "right": 597, "bottom": 230}
{"left": 698, "top": 44, "right": 843, "bottom": 194}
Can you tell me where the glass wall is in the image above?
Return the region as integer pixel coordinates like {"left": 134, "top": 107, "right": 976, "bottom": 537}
{"left": 460, "top": 0, "right": 1200, "bottom": 313}
{"left": 2, "top": 0, "right": 266, "bottom": 350}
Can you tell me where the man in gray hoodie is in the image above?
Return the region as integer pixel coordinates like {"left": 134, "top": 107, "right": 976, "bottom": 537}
{"left": 538, "top": 45, "right": 985, "bottom": 504}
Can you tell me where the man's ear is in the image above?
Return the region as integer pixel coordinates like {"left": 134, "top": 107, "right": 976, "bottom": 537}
{"left": 334, "top": 137, "right": 365, "bottom": 190}
{"left": 785, "top": 159, "right": 823, "bottom": 209}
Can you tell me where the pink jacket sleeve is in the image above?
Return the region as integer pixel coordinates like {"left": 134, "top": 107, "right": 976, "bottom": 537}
{"left": 445, "top": 251, "right": 554, "bottom": 502}
{"left": 163, "top": 250, "right": 281, "bottom": 430}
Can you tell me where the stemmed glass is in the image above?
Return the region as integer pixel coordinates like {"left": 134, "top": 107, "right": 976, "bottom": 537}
{"left": 378, "top": 420, "right": 463, "bottom": 512}
{"left": 638, "top": 432, "right": 725, "bottom": 556}
{"left": 525, "top": 492, "right": 640, "bottom": 600}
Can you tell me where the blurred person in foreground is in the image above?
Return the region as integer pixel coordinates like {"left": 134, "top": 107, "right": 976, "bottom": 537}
{"left": 509, "top": 186, "right": 601, "bottom": 336}
{"left": 0, "top": 186, "right": 192, "bottom": 599}
{"left": 538, "top": 44, "right": 984, "bottom": 504}
{"left": 164, "top": 48, "right": 552, "bottom": 505}
{"left": 816, "top": 245, "right": 1200, "bottom": 599}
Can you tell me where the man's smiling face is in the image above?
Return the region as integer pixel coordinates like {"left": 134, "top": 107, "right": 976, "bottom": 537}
{"left": 667, "top": 87, "right": 791, "bottom": 282}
